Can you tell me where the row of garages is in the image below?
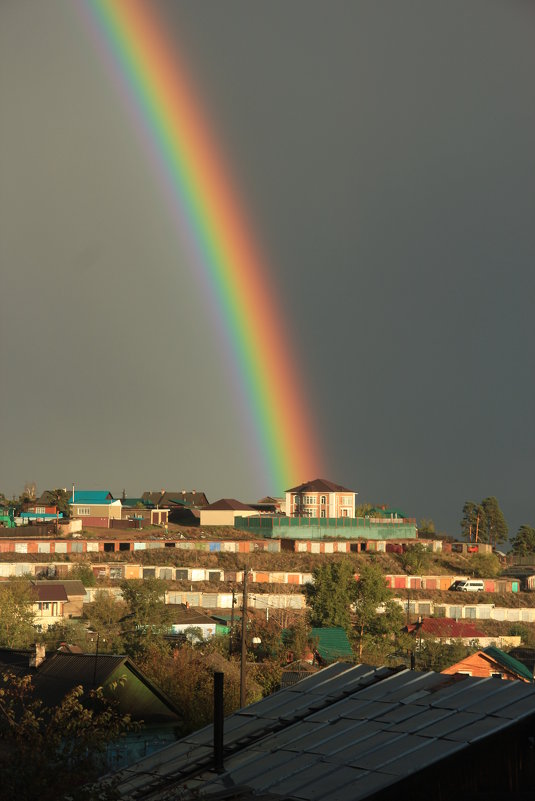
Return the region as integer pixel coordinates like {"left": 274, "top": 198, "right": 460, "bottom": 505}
{"left": 0, "top": 536, "right": 433, "bottom": 554}
{"left": 0, "top": 560, "right": 529, "bottom": 592}
{"left": 81, "top": 586, "right": 535, "bottom": 622}
{"left": 0, "top": 537, "right": 281, "bottom": 554}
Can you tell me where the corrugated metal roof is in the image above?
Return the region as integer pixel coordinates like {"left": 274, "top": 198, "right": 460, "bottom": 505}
{"left": 107, "top": 663, "right": 535, "bottom": 800}
{"left": 483, "top": 645, "right": 534, "bottom": 681}
{"left": 71, "top": 490, "right": 114, "bottom": 504}
{"left": 310, "top": 627, "right": 354, "bottom": 662}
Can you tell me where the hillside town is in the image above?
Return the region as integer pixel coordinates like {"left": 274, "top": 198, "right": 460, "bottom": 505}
{"left": 1, "top": 479, "right": 535, "bottom": 799}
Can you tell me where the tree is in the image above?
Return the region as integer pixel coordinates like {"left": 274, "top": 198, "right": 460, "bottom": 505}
{"left": 401, "top": 543, "right": 432, "bottom": 575}
{"left": 480, "top": 496, "right": 508, "bottom": 546}
{"left": 469, "top": 553, "right": 501, "bottom": 578}
{"left": 120, "top": 579, "right": 172, "bottom": 659}
{"left": 418, "top": 519, "right": 436, "bottom": 536}
{"left": 511, "top": 525, "right": 535, "bottom": 555}
{"left": 0, "top": 671, "right": 134, "bottom": 801}
{"left": 460, "top": 501, "right": 486, "bottom": 542}
{"left": 417, "top": 639, "right": 475, "bottom": 672}
{"left": 353, "top": 563, "right": 403, "bottom": 660}
{"left": 69, "top": 563, "right": 97, "bottom": 587}
{"left": 46, "top": 488, "right": 71, "bottom": 519}
{"left": 0, "top": 580, "right": 37, "bottom": 648}
{"left": 284, "top": 617, "right": 315, "bottom": 661}
{"left": 305, "top": 560, "right": 356, "bottom": 628}
{"left": 139, "top": 641, "right": 256, "bottom": 736}
{"left": 84, "top": 590, "right": 127, "bottom": 655}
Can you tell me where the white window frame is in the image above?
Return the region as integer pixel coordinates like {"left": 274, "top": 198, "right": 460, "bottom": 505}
{"left": 77, "top": 507, "right": 91, "bottom": 516}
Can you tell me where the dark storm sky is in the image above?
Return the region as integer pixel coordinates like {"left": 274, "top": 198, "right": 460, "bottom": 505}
{"left": 1, "top": 0, "right": 534, "bottom": 537}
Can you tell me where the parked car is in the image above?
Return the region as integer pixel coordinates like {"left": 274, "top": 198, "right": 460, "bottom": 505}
{"left": 453, "top": 579, "right": 485, "bottom": 592}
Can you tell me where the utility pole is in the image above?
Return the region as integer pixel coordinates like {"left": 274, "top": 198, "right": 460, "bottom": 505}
{"left": 475, "top": 513, "right": 480, "bottom": 543}
{"left": 229, "top": 588, "right": 236, "bottom": 656}
{"left": 240, "top": 567, "right": 248, "bottom": 708}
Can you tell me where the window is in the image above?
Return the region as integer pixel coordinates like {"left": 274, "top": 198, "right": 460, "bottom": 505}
{"left": 76, "top": 507, "right": 91, "bottom": 516}
{"left": 457, "top": 670, "right": 472, "bottom": 676}
{"left": 35, "top": 506, "right": 46, "bottom": 514}
{"left": 341, "top": 496, "right": 352, "bottom": 505}
{"left": 320, "top": 495, "right": 327, "bottom": 505}
{"left": 304, "top": 496, "right": 316, "bottom": 505}
{"left": 341, "top": 509, "right": 349, "bottom": 517}
{"left": 320, "top": 510, "right": 326, "bottom": 518}
{"left": 491, "top": 673, "right": 504, "bottom": 679}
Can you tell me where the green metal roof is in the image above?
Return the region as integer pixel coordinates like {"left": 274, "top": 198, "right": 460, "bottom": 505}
{"left": 71, "top": 491, "right": 114, "bottom": 504}
{"left": 310, "top": 627, "right": 354, "bottom": 663}
{"left": 483, "top": 646, "right": 533, "bottom": 682}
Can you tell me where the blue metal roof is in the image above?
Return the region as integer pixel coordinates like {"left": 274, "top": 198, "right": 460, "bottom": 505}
{"left": 70, "top": 491, "right": 114, "bottom": 504}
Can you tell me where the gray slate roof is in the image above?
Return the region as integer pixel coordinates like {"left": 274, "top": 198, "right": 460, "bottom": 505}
{"left": 107, "top": 662, "right": 535, "bottom": 800}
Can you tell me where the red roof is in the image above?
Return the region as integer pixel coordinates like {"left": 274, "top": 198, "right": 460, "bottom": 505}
{"left": 410, "top": 618, "right": 485, "bottom": 638}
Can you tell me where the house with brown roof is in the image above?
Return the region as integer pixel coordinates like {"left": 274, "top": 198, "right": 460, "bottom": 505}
{"left": 141, "top": 490, "right": 209, "bottom": 524}
{"left": 199, "top": 498, "right": 258, "bottom": 527}
{"left": 285, "top": 478, "right": 357, "bottom": 518}
{"left": 31, "top": 580, "right": 86, "bottom": 631}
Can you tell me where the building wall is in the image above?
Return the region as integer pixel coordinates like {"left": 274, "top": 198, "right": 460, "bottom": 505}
{"left": 285, "top": 491, "right": 356, "bottom": 518}
{"left": 71, "top": 501, "right": 122, "bottom": 526}
{"left": 33, "top": 602, "right": 64, "bottom": 630}
{"left": 199, "top": 509, "right": 257, "bottom": 526}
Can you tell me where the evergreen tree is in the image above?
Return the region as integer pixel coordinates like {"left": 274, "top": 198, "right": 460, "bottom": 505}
{"left": 480, "top": 496, "right": 508, "bottom": 546}
{"left": 511, "top": 524, "right": 535, "bottom": 555}
{"left": 460, "top": 501, "right": 486, "bottom": 541}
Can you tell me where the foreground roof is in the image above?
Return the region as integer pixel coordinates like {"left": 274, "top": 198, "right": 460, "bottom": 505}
{"left": 286, "top": 478, "right": 354, "bottom": 493}
{"left": 108, "top": 662, "right": 535, "bottom": 800}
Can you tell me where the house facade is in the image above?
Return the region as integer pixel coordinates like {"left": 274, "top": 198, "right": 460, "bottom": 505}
{"left": 442, "top": 645, "right": 533, "bottom": 682}
{"left": 69, "top": 490, "right": 122, "bottom": 528}
{"left": 285, "top": 478, "right": 357, "bottom": 518}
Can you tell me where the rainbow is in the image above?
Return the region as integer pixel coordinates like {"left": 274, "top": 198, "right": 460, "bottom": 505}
{"left": 80, "top": 0, "right": 323, "bottom": 491}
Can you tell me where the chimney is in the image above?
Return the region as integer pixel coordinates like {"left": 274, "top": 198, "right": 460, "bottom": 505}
{"left": 29, "top": 643, "right": 46, "bottom": 668}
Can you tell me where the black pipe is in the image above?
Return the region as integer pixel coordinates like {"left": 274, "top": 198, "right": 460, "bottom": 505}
{"left": 214, "top": 671, "right": 224, "bottom": 772}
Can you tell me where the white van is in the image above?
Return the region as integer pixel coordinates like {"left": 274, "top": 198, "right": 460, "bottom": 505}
{"left": 456, "top": 579, "right": 484, "bottom": 592}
